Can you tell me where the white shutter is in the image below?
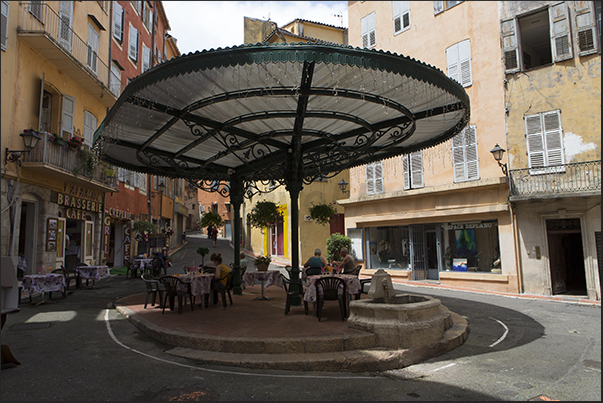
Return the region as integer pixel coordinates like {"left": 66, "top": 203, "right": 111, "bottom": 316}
{"left": 1, "top": 1, "right": 8, "bottom": 51}
{"left": 142, "top": 44, "right": 150, "bottom": 72}
{"left": 361, "top": 14, "right": 369, "bottom": 48}
{"left": 393, "top": 1, "right": 402, "bottom": 34}
{"left": 574, "top": 1, "right": 598, "bottom": 56}
{"left": 368, "top": 12, "right": 376, "bottom": 47}
{"left": 402, "top": 154, "right": 410, "bottom": 189}
{"left": 502, "top": 18, "right": 520, "bottom": 73}
{"left": 446, "top": 44, "right": 460, "bottom": 84}
{"left": 83, "top": 111, "right": 97, "bottom": 147}
{"left": 374, "top": 161, "right": 383, "bottom": 193}
{"left": 452, "top": 132, "right": 466, "bottom": 182}
{"left": 543, "top": 110, "right": 565, "bottom": 167}
{"left": 458, "top": 39, "right": 472, "bottom": 87}
{"left": 366, "top": 163, "right": 375, "bottom": 194}
{"left": 410, "top": 151, "right": 424, "bottom": 188}
{"left": 61, "top": 95, "right": 75, "bottom": 137}
{"left": 139, "top": 173, "right": 147, "bottom": 192}
{"left": 550, "top": 2, "right": 573, "bottom": 62}
{"left": 464, "top": 126, "right": 479, "bottom": 180}
{"left": 87, "top": 24, "right": 99, "bottom": 74}
{"left": 129, "top": 24, "right": 138, "bottom": 61}
{"left": 110, "top": 63, "right": 121, "bottom": 95}
{"left": 433, "top": 1, "right": 444, "bottom": 15}
{"left": 525, "top": 114, "right": 545, "bottom": 170}
{"left": 113, "top": 2, "right": 123, "bottom": 42}
{"left": 59, "top": 1, "right": 73, "bottom": 52}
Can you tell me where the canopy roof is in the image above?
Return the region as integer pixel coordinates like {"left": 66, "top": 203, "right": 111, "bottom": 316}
{"left": 94, "top": 42, "right": 470, "bottom": 186}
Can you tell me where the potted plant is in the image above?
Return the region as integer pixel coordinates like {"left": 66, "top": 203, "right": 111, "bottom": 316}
{"left": 254, "top": 255, "right": 272, "bottom": 271}
{"left": 196, "top": 246, "right": 210, "bottom": 266}
{"left": 308, "top": 202, "right": 338, "bottom": 225}
{"left": 67, "top": 135, "right": 84, "bottom": 151}
{"left": 326, "top": 232, "right": 352, "bottom": 263}
{"left": 248, "top": 200, "right": 281, "bottom": 231}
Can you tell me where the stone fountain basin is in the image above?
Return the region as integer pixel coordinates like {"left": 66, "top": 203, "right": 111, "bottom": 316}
{"left": 347, "top": 294, "right": 453, "bottom": 349}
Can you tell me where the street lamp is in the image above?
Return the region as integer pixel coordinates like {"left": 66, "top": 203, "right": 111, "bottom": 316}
{"left": 338, "top": 179, "right": 350, "bottom": 196}
{"left": 490, "top": 143, "right": 508, "bottom": 176}
{"left": 5, "top": 130, "right": 42, "bottom": 166}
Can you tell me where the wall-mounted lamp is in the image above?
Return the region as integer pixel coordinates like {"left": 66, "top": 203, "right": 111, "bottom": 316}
{"left": 490, "top": 143, "right": 508, "bottom": 176}
{"left": 151, "top": 182, "right": 165, "bottom": 198}
{"left": 338, "top": 179, "right": 350, "bottom": 196}
{"left": 5, "top": 130, "right": 42, "bottom": 166}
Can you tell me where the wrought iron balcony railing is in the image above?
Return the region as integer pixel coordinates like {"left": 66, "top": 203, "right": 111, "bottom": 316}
{"left": 17, "top": 2, "right": 124, "bottom": 102}
{"left": 509, "top": 160, "right": 601, "bottom": 200}
{"left": 20, "top": 133, "right": 117, "bottom": 189}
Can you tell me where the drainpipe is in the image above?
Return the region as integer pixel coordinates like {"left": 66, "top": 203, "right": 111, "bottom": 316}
{"left": 511, "top": 201, "right": 523, "bottom": 294}
{"left": 108, "top": 1, "right": 113, "bottom": 88}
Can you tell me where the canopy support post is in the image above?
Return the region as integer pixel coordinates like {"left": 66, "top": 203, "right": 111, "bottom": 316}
{"left": 230, "top": 177, "right": 244, "bottom": 295}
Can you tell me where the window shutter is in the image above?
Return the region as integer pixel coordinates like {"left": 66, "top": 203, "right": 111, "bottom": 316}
{"left": 361, "top": 14, "right": 369, "bottom": 47}
{"left": 410, "top": 151, "right": 424, "bottom": 188}
{"left": 458, "top": 39, "right": 472, "bottom": 87}
{"left": 368, "top": 13, "right": 376, "bottom": 47}
{"left": 452, "top": 131, "right": 466, "bottom": 182}
{"left": 366, "top": 163, "right": 374, "bottom": 194}
{"left": 574, "top": 2, "right": 597, "bottom": 56}
{"left": 393, "top": 1, "right": 402, "bottom": 34}
{"left": 129, "top": 25, "right": 138, "bottom": 61}
{"left": 139, "top": 173, "right": 147, "bottom": 192}
{"left": 402, "top": 154, "right": 410, "bottom": 189}
{"left": 113, "top": 2, "right": 123, "bottom": 42}
{"left": 142, "top": 44, "right": 150, "bottom": 72}
{"left": 61, "top": 95, "right": 75, "bottom": 137}
{"left": 501, "top": 19, "right": 520, "bottom": 73}
{"left": 525, "top": 114, "right": 545, "bottom": 169}
{"left": 464, "top": 126, "right": 479, "bottom": 180}
{"left": 433, "top": 1, "right": 444, "bottom": 15}
{"left": 87, "top": 24, "right": 99, "bottom": 74}
{"left": 550, "top": 2, "right": 573, "bottom": 62}
{"left": 543, "top": 110, "right": 564, "bottom": 167}
{"left": 446, "top": 43, "right": 460, "bottom": 84}
{"left": 110, "top": 63, "right": 121, "bottom": 95}
{"left": 1, "top": 1, "right": 8, "bottom": 51}
{"left": 83, "top": 110, "right": 97, "bottom": 147}
{"left": 374, "top": 161, "right": 383, "bottom": 193}
{"left": 59, "top": 1, "right": 73, "bottom": 52}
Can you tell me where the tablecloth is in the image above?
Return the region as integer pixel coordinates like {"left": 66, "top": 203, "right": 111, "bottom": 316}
{"left": 76, "top": 266, "right": 111, "bottom": 280}
{"left": 303, "top": 274, "right": 360, "bottom": 303}
{"left": 21, "top": 274, "right": 66, "bottom": 294}
{"left": 241, "top": 270, "right": 283, "bottom": 289}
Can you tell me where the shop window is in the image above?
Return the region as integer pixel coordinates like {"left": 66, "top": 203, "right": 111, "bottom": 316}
{"left": 361, "top": 12, "right": 376, "bottom": 48}
{"left": 525, "top": 110, "right": 565, "bottom": 175}
{"left": 393, "top": 1, "right": 410, "bottom": 35}
{"left": 366, "top": 161, "right": 383, "bottom": 195}
{"left": 402, "top": 151, "right": 424, "bottom": 189}
{"left": 502, "top": 3, "right": 577, "bottom": 74}
{"left": 441, "top": 220, "right": 501, "bottom": 273}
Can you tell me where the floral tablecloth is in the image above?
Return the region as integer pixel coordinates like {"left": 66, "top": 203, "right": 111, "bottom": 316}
{"left": 241, "top": 270, "right": 283, "bottom": 289}
{"left": 174, "top": 274, "right": 213, "bottom": 296}
{"left": 303, "top": 274, "right": 360, "bottom": 303}
{"left": 133, "top": 258, "right": 154, "bottom": 272}
{"left": 76, "top": 265, "right": 111, "bottom": 280}
{"left": 21, "top": 274, "right": 66, "bottom": 294}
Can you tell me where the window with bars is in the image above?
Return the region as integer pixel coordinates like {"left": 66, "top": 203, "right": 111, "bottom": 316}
{"left": 366, "top": 161, "right": 384, "bottom": 195}
{"left": 393, "top": 1, "right": 410, "bottom": 35}
{"left": 525, "top": 110, "right": 566, "bottom": 175}
{"left": 402, "top": 151, "right": 424, "bottom": 190}
{"left": 361, "top": 12, "right": 376, "bottom": 48}
{"left": 446, "top": 39, "right": 472, "bottom": 88}
{"left": 452, "top": 125, "right": 479, "bottom": 183}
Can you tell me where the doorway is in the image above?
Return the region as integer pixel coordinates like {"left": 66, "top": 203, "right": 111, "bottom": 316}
{"left": 18, "top": 199, "right": 38, "bottom": 276}
{"left": 546, "top": 219, "right": 587, "bottom": 296}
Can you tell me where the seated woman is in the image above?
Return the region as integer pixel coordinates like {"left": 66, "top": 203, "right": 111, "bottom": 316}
{"left": 304, "top": 248, "right": 327, "bottom": 269}
{"left": 209, "top": 252, "right": 231, "bottom": 294}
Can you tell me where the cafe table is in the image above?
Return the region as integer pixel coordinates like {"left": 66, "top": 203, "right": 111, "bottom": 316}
{"left": 242, "top": 270, "right": 283, "bottom": 301}
{"left": 76, "top": 265, "right": 111, "bottom": 288}
{"left": 173, "top": 273, "right": 214, "bottom": 308}
{"left": 303, "top": 274, "right": 361, "bottom": 315}
{"left": 21, "top": 273, "right": 66, "bottom": 305}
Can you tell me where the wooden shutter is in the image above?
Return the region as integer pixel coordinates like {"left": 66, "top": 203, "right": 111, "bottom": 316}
{"left": 458, "top": 39, "right": 472, "bottom": 87}
{"left": 502, "top": 18, "right": 520, "bottom": 73}
{"left": 83, "top": 110, "right": 97, "bottom": 147}
{"left": 574, "top": 1, "right": 598, "bottom": 56}
{"left": 402, "top": 154, "right": 410, "bottom": 189}
{"left": 543, "top": 110, "right": 565, "bottom": 168}
{"left": 87, "top": 24, "right": 99, "bottom": 74}
{"left": 452, "top": 132, "right": 466, "bottom": 182}
{"left": 446, "top": 44, "right": 460, "bottom": 84}
{"left": 433, "top": 1, "right": 444, "bottom": 15}
{"left": 361, "top": 14, "right": 369, "bottom": 48}
{"left": 83, "top": 220, "right": 94, "bottom": 264}
{"left": 550, "top": 2, "right": 573, "bottom": 62}
{"left": 411, "top": 151, "right": 424, "bottom": 188}
{"left": 59, "top": 1, "right": 73, "bottom": 52}
{"left": 142, "top": 44, "right": 150, "bottom": 72}
{"left": 464, "top": 126, "right": 479, "bottom": 180}
{"left": 525, "top": 114, "right": 545, "bottom": 170}
{"left": 366, "top": 163, "right": 374, "bottom": 194}
{"left": 393, "top": 1, "right": 402, "bottom": 34}
{"left": 1, "top": 1, "right": 8, "bottom": 51}
{"left": 113, "top": 2, "right": 123, "bottom": 42}
{"left": 368, "top": 12, "right": 376, "bottom": 47}
{"left": 374, "top": 161, "right": 383, "bottom": 193}
{"left": 129, "top": 24, "right": 138, "bottom": 60}
{"left": 61, "top": 95, "right": 75, "bottom": 137}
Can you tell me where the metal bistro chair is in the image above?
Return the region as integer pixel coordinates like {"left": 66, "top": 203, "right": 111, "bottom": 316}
{"left": 141, "top": 273, "right": 164, "bottom": 309}
{"left": 124, "top": 259, "right": 136, "bottom": 279}
{"left": 74, "top": 262, "right": 90, "bottom": 288}
{"left": 348, "top": 265, "right": 368, "bottom": 300}
{"left": 212, "top": 271, "right": 234, "bottom": 308}
{"left": 279, "top": 273, "right": 308, "bottom": 315}
{"left": 315, "top": 276, "right": 348, "bottom": 322}
{"left": 159, "top": 276, "right": 194, "bottom": 314}
{"left": 305, "top": 267, "right": 323, "bottom": 276}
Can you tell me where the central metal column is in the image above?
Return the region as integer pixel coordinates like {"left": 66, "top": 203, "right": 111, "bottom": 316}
{"left": 230, "top": 177, "right": 244, "bottom": 295}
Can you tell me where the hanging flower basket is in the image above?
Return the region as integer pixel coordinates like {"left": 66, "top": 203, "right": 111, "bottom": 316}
{"left": 248, "top": 201, "right": 281, "bottom": 229}
{"left": 309, "top": 202, "right": 338, "bottom": 226}
{"left": 67, "top": 135, "right": 84, "bottom": 150}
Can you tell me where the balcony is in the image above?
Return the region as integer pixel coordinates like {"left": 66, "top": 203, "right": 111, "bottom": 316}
{"left": 17, "top": 2, "right": 119, "bottom": 107}
{"left": 20, "top": 133, "right": 118, "bottom": 192}
{"left": 509, "top": 160, "right": 601, "bottom": 201}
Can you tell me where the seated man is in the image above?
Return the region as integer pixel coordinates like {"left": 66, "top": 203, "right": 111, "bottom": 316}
{"left": 332, "top": 247, "right": 356, "bottom": 274}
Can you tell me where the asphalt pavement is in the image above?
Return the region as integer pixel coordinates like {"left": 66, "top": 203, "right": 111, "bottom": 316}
{"left": 1, "top": 232, "right": 600, "bottom": 401}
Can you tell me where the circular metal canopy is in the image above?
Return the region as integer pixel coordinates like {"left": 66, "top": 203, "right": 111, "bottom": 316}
{"left": 94, "top": 42, "right": 470, "bottom": 185}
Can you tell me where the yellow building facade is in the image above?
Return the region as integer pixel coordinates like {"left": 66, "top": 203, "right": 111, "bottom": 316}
{"left": 2, "top": 1, "right": 117, "bottom": 274}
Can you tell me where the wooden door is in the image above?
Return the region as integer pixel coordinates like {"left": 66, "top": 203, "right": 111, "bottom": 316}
{"left": 56, "top": 217, "right": 66, "bottom": 268}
